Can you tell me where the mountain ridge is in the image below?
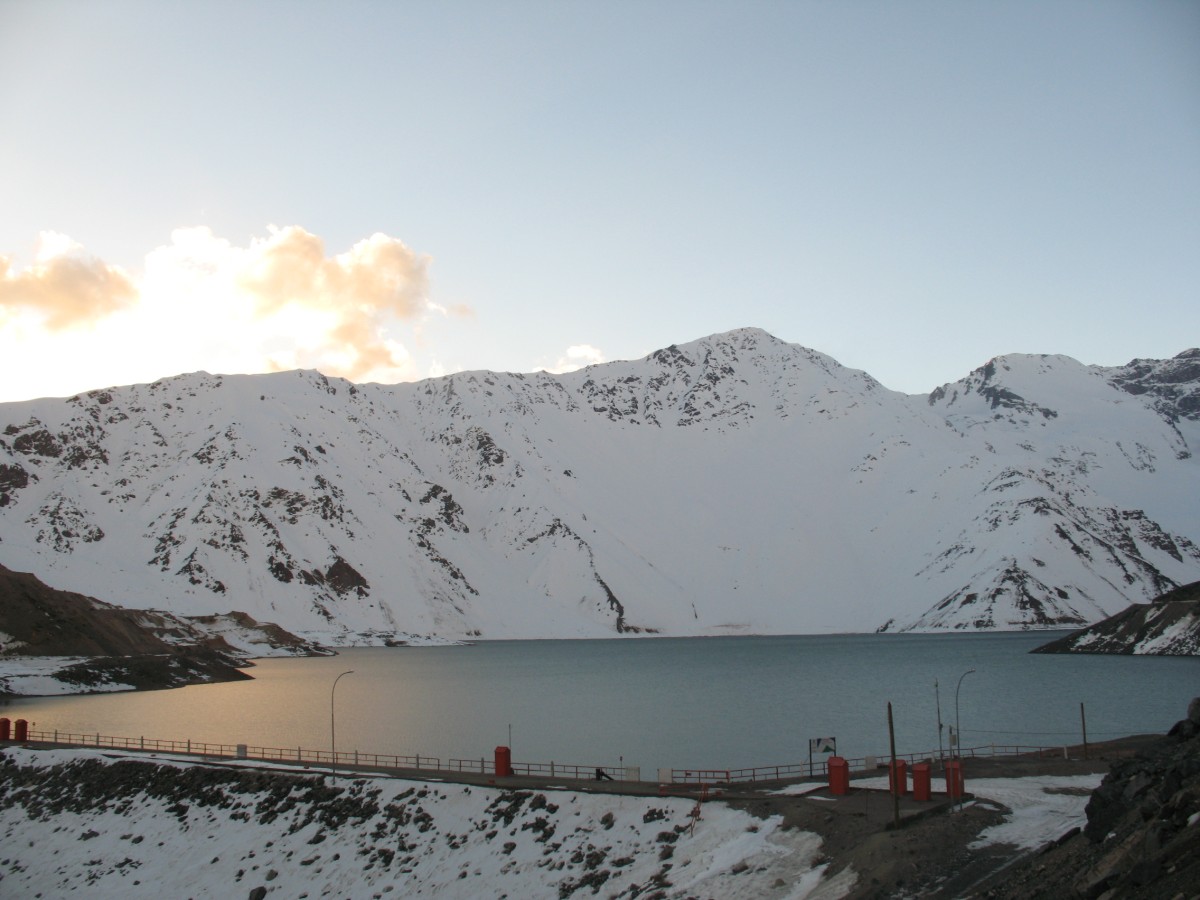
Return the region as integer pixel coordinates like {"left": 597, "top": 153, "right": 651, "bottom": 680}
{"left": 1, "top": 328, "right": 1197, "bottom": 642}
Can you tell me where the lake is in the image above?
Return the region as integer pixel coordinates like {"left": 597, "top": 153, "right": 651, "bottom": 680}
{"left": 3, "top": 633, "right": 1197, "bottom": 775}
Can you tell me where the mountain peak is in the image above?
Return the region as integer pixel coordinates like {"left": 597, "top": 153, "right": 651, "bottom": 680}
{"left": 1, "top": 336, "right": 1197, "bottom": 641}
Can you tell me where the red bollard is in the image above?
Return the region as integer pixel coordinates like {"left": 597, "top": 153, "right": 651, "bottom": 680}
{"left": 13, "top": 719, "right": 28, "bottom": 742}
{"left": 911, "top": 763, "right": 932, "bottom": 801}
{"left": 889, "top": 759, "right": 908, "bottom": 795}
{"left": 0, "top": 718, "right": 10, "bottom": 741}
{"left": 945, "top": 759, "right": 964, "bottom": 799}
{"left": 828, "top": 756, "right": 850, "bottom": 795}
{"left": 494, "top": 745, "right": 513, "bottom": 777}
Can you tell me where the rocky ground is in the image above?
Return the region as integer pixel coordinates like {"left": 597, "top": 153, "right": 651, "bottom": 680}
{"left": 720, "top": 738, "right": 1159, "bottom": 899}
{"left": 968, "top": 702, "right": 1200, "bottom": 899}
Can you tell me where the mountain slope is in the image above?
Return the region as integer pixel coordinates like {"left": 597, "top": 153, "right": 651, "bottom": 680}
{"left": 1030, "top": 581, "right": 1200, "bottom": 655}
{"left": 1, "top": 329, "right": 1197, "bottom": 640}
{"left": 0, "top": 562, "right": 332, "bottom": 695}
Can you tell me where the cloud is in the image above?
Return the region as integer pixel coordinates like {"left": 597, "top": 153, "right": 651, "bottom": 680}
{"left": 0, "top": 232, "right": 137, "bottom": 329}
{"left": 543, "top": 344, "right": 606, "bottom": 374}
{"left": 235, "top": 226, "right": 435, "bottom": 381}
{"left": 0, "top": 225, "right": 471, "bottom": 401}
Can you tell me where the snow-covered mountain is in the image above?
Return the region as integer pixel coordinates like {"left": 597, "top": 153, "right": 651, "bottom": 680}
{"left": 0, "top": 328, "right": 1197, "bottom": 641}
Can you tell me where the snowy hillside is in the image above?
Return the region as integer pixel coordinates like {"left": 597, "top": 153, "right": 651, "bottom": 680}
{"left": 0, "top": 746, "right": 1113, "bottom": 900}
{"left": 0, "top": 328, "right": 1197, "bottom": 641}
{"left": 1031, "top": 581, "right": 1200, "bottom": 656}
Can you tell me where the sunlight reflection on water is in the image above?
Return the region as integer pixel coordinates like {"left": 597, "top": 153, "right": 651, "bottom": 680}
{"left": 5, "top": 633, "right": 1197, "bottom": 774}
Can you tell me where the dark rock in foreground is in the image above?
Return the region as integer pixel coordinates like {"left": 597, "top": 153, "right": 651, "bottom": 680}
{"left": 976, "top": 697, "right": 1200, "bottom": 899}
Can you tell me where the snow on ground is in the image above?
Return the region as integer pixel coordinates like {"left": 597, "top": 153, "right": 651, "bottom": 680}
{"left": 0, "top": 657, "right": 134, "bottom": 696}
{"left": 1135, "top": 608, "right": 1200, "bottom": 655}
{"left": 964, "top": 775, "right": 1104, "bottom": 850}
{"left": 853, "top": 773, "right": 1103, "bottom": 851}
{"left": 0, "top": 746, "right": 844, "bottom": 900}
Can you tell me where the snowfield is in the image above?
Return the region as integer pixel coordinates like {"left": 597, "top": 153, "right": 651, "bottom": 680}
{"left": 0, "top": 656, "right": 137, "bottom": 696}
{"left": 852, "top": 772, "right": 1102, "bottom": 850}
{"left": 0, "top": 747, "right": 840, "bottom": 900}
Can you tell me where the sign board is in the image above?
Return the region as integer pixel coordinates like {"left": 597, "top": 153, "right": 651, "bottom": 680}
{"left": 809, "top": 736, "right": 837, "bottom": 755}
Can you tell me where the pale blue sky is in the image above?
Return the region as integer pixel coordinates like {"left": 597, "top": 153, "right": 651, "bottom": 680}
{"left": 1, "top": 0, "right": 1197, "bottom": 401}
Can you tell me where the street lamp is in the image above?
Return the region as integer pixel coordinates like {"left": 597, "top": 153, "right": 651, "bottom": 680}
{"left": 331, "top": 670, "right": 354, "bottom": 780}
{"left": 954, "top": 668, "right": 975, "bottom": 763}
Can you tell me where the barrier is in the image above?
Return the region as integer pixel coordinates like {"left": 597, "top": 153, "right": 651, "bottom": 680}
{"left": 911, "top": 763, "right": 932, "bottom": 801}
{"left": 494, "top": 745, "right": 513, "bottom": 777}
{"left": 945, "top": 759, "right": 965, "bottom": 799}
{"left": 8, "top": 726, "right": 1124, "bottom": 787}
{"left": 828, "top": 756, "right": 850, "bottom": 795}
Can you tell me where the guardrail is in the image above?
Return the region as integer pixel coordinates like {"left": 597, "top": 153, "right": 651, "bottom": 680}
{"left": 443, "top": 758, "right": 620, "bottom": 780}
{"left": 22, "top": 728, "right": 441, "bottom": 772}
{"left": 8, "top": 727, "right": 1105, "bottom": 786}
{"left": 668, "top": 742, "right": 1092, "bottom": 784}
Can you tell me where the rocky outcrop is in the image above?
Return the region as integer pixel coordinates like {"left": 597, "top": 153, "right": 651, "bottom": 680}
{"left": 0, "top": 563, "right": 328, "bottom": 695}
{"left": 977, "top": 698, "right": 1200, "bottom": 899}
{"left": 1031, "top": 581, "right": 1200, "bottom": 656}
{"left": 0, "top": 562, "right": 225, "bottom": 658}
{"left": 1104, "top": 348, "right": 1200, "bottom": 425}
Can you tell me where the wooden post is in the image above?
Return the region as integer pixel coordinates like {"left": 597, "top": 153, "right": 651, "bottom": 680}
{"left": 1080, "top": 702, "right": 1089, "bottom": 760}
{"left": 888, "top": 702, "right": 900, "bottom": 829}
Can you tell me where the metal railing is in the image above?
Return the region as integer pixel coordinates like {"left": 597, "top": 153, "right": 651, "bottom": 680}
{"left": 667, "top": 742, "right": 1099, "bottom": 784}
{"left": 22, "top": 728, "right": 441, "bottom": 773}
{"left": 8, "top": 727, "right": 1117, "bottom": 786}
{"left": 443, "top": 758, "right": 623, "bottom": 780}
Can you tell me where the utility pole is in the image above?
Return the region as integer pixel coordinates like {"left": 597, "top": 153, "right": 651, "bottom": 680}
{"left": 935, "top": 678, "right": 945, "bottom": 770}
{"left": 955, "top": 668, "right": 975, "bottom": 811}
{"left": 888, "top": 702, "right": 900, "bottom": 830}
{"left": 1080, "top": 702, "right": 1088, "bottom": 760}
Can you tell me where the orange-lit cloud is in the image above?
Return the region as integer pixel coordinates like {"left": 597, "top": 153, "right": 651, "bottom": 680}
{"left": 543, "top": 344, "right": 606, "bottom": 374}
{"left": 0, "top": 232, "right": 137, "bottom": 329}
{"left": 0, "top": 226, "right": 471, "bottom": 401}
{"left": 235, "top": 226, "right": 435, "bottom": 381}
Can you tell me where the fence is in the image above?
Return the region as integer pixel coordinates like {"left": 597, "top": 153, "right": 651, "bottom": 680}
{"left": 9, "top": 727, "right": 1108, "bottom": 786}
{"left": 667, "top": 742, "right": 1094, "bottom": 784}
{"left": 443, "top": 758, "right": 618, "bottom": 780}
{"left": 22, "top": 728, "right": 442, "bottom": 773}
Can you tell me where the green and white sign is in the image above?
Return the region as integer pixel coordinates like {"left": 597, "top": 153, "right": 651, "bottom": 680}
{"left": 809, "top": 736, "right": 836, "bottom": 754}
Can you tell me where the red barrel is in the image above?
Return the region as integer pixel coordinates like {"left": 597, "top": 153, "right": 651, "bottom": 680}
{"left": 828, "top": 756, "right": 850, "bottom": 795}
{"left": 0, "top": 718, "right": 9, "bottom": 741}
{"left": 945, "top": 759, "right": 964, "bottom": 799}
{"left": 494, "top": 745, "right": 513, "bottom": 777}
{"left": 13, "top": 719, "right": 28, "bottom": 742}
{"left": 888, "top": 759, "right": 908, "bottom": 796}
{"left": 911, "top": 763, "right": 932, "bottom": 801}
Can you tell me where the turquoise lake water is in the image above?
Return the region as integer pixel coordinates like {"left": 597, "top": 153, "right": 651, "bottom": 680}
{"left": 5, "top": 632, "right": 1197, "bottom": 775}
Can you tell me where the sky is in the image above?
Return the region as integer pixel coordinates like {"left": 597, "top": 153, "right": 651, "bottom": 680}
{"left": 1, "top": 0, "right": 1197, "bottom": 404}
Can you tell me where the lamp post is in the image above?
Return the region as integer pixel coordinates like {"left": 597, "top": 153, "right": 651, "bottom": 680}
{"left": 331, "top": 670, "right": 354, "bottom": 780}
{"left": 952, "top": 668, "right": 975, "bottom": 810}
{"left": 954, "top": 668, "right": 975, "bottom": 764}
